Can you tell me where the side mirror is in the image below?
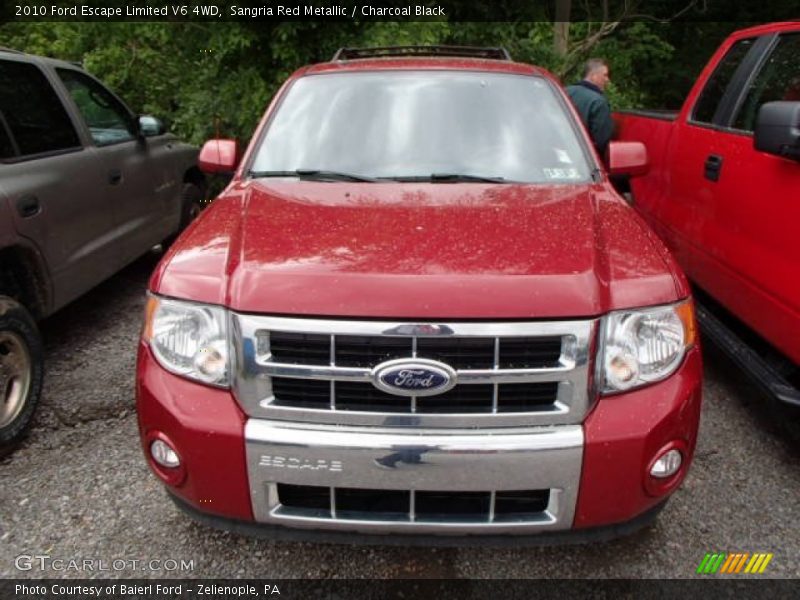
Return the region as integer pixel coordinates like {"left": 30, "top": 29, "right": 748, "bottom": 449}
{"left": 198, "top": 139, "right": 240, "bottom": 175}
{"left": 138, "top": 115, "right": 166, "bottom": 137}
{"left": 754, "top": 101, "right": 800, "bottom": 161}
{"left": 607, "top": 141, "right": 649, "bottom": 178}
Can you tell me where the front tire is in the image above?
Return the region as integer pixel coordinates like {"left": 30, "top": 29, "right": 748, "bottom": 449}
{"left": 0, "top": 297, "right": 43, "bottom": 457}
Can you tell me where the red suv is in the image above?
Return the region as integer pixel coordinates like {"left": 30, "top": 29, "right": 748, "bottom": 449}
{"left": 136, "top": 46, "right": 702, "bottom": 544}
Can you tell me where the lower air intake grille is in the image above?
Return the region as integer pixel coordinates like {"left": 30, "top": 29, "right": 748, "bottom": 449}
{"left": 276, "top": 484, "right": 550, "bottom": 522}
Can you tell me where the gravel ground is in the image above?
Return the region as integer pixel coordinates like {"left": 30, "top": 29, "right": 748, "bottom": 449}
{"left": 1, "top": 254, "right": 798, "bottom": 580}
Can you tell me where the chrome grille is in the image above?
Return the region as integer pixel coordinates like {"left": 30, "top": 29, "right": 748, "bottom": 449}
{"left": 232, "top": 315, "right": 596, "bottom": 428}
{"left": 271, "top": 378, "right": 559, "bottom": 413}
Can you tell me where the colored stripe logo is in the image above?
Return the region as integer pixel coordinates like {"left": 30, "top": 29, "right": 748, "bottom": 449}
{"left": 696, "top": 553, "right": 773, "bottom": 574}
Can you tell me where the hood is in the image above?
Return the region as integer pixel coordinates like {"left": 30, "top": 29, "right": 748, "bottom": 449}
{"left": 151, "top": 181, "right": 684, "bottom": 319}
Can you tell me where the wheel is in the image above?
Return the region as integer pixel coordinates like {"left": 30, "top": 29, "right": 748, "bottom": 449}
{"left": 0, "top": 297, "right": 43, "bottom": 457}
{"left": 179, "top": 182, "right": 204, "bottom": 230}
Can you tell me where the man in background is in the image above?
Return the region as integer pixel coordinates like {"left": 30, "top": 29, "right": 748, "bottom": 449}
{"left": 566, "top": 58, "right": 613, "bottom": 161}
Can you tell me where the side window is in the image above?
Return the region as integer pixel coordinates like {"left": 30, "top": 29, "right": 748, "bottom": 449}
{"left": 692, "top": 38, "right": 755, "bottom": 124}
{"left": 732, "top": 33, "right": 800, "bottom": 132}
{"left": 56, "top": 68, "right": 135, "bottom": 146}
{"left": 0, "top": 60, "right": 81, "bottom": 158}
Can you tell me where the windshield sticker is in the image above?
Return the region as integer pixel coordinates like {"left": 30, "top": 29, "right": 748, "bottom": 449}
{"left": 555, "top": 149, "right": 573, "bottom": 164}
{"left": 543, "top": 167, "right": 581, "bottom": 180}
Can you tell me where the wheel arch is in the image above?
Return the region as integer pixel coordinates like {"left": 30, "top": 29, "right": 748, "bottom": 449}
{"left": 0, "top": 244, "right": 51, "bottom": 320}
{"left": 183, "top": 166, "right": 207, "bottom": 196}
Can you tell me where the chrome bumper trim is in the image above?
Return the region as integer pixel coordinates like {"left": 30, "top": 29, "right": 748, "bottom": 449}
{"left": 255, "top": 361, "right": 577, "bottom": 384}
{"left": 245, "top": 420, "right": 583, "bottom": 534}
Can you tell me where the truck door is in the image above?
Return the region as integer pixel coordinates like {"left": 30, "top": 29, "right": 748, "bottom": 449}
{"left": 659, "top": 36, "right": 763, "bottom": 272}
{"left": 0, "top": 58, "right": 116, "bottom": 312}
{"left": 704, "top": 31, "right": 800, "bottom": 362}
{"left": 54, "top": 67, "right": 164, "bottom": 267}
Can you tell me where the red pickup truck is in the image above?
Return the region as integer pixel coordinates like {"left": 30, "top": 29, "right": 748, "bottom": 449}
{"left": 136, "top": 46, "right": 702, "bottom": 544}
{"left": 616, "top": 22, "right": 800, "bottom": 421}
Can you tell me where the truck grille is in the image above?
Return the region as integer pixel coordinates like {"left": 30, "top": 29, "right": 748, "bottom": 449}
{"left": 233, "top": 315, "right": 595, "bottom": 428}
{"left": 271, "top": 378, "right": 559, "bottom": 413}
{"left": 269, "top": 332, "right": 562, "bottom": 369}
{"left": 276, "top": 484, "right": 550, "bottom": 523}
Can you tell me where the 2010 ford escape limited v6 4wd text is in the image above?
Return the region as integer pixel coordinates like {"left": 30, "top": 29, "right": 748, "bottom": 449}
{"left": 136, "top": 46, "right": 702, "bottom": 544}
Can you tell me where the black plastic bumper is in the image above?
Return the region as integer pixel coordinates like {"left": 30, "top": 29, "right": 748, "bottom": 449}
{"left": 169, "top": 493, "right": 667, "bottom": 547}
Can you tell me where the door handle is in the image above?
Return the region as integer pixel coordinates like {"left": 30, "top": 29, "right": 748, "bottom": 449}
{"left": 16, "top": 194, "right": 40, "bottom": 218}
{"left": 704, "top": 154, "right": 723, "bottom": 182}
{"left": 108, "top": 169, "right": 123, "bottom": 185}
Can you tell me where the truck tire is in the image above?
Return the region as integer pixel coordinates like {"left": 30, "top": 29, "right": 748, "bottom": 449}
{"left": 179, "top": 182, "right": 204, "bottom": 231}
{"left": 0, "top": 297, "right": 44, "bottom": 457}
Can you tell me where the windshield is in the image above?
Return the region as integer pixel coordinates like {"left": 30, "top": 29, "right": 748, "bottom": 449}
{"left": 250, "top": 71, "right": 592, "bottom": 183}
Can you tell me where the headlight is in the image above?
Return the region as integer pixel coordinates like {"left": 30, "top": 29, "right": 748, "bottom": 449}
{"left": 600, "top": 300, "right": 696, "bottom": 393}
{"left": 143, "top": 295, "right": 229, "bottom": 387}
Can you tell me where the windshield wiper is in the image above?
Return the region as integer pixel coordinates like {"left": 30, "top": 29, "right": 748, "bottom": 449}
{"left": 248, "top": 169, "right": 377, "bottom": 182}
{"left": 390, "top": 173, "right": 510, "bottom": 183}
{"left": 430, "top": 173, "right": 509, "bottom": 183}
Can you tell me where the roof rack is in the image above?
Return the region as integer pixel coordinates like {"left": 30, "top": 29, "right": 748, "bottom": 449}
{"left": 0, "top": 47, "right": 25, "bottom": 55}
{"left": 332, "top": 45, "right": 512, "bottom": 62}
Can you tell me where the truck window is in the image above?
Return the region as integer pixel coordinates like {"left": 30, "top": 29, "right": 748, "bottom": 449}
{"left": 252, "top": 71, "right": 591, "bottom": 184}
{"left": 732, "top": 33, "right": 800, "bottom": 132}
{"left": 0, "top": 60, "right": 81, "bottom": 158}
{"left": 56, "top": 68, "right": 136, "bottom": 147}
{"left": 692, "top": 38, "right": 755, "bottom": 124}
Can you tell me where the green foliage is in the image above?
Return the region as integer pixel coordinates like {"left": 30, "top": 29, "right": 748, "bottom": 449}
{"left": 0, "top": 22, "right": 85, "bottom": 58}
{"left": 446, "top": 22, "right": 559, "bottom": 68}
{"left": 590, "top": 22, "right": 676, "bottom": 110}
{"left": 352, "top": 21, "right": 450, "bottom": 47}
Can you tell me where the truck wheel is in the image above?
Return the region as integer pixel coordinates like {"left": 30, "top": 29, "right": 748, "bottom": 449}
{"left": 0, "top": 297, "right": 43, "bottom": 457}
{"left": 179, "top": 182, "right": 204, "bottom": 230}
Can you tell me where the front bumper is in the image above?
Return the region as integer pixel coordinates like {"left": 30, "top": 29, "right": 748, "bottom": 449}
{"left": 136, "top": 343, "right": 702, "bottom": 539}
{"left": 245, "top": 421, "right": 582, "bottom": 535}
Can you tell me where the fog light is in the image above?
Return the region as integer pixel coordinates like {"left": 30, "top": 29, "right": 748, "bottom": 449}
{"left": 650, "top": 449, "right": 682, "bottom": 478}
{"left": 150, "top": 439, "right": 180, "bottom": 468}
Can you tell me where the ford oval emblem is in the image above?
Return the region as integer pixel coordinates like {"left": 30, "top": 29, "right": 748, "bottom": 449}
{"left": 371, "top": 359, "right": 457, "bottom": 397}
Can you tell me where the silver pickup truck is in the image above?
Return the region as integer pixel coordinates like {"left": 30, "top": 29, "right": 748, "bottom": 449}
{"left": 0, "top": 48, "right": 202, "bottom": 455}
